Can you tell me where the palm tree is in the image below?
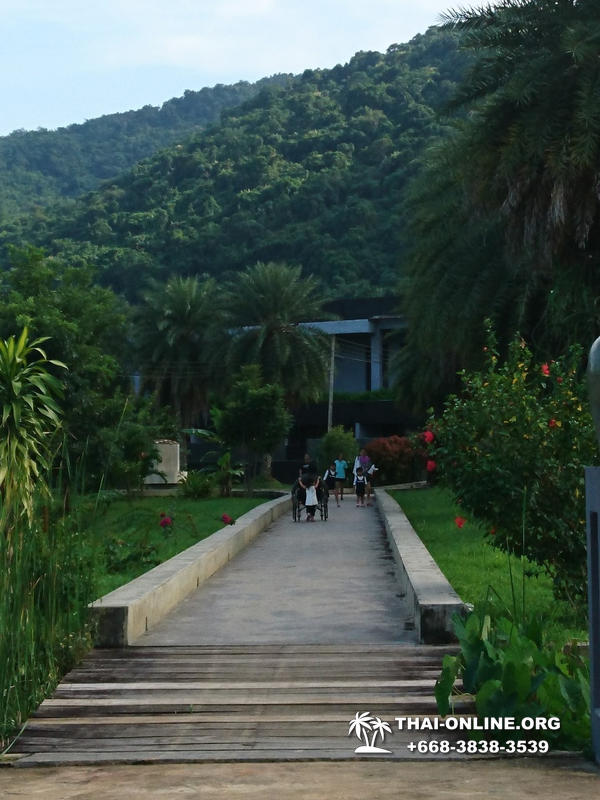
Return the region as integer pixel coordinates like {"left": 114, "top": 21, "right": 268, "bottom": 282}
{"left": 395, "top": 133, "right": 543, "bottom": 409}
{"left": 441, "top": 0, "right": 600, "bottom": 265}
{"left": 0, "top": 328, "right": 66, "bottom": 520}
{"left": 136, "top": 275, "right": 225, "bottom": 427}
{"left": 222, "top": 261, "right": 329, "bottom": 407}
{"left": 396, "top": 0, "right": 600, "bottom": 406}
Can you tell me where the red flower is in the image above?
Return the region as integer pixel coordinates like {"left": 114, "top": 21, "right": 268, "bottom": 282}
{"left": 454, "top": 516, "right": 467, "bottom": 529}
{"left": 426, "top": 459, "right": 437, "bottom": 473}
{"left": 423, "top": 430, "right": 435, "bottom": 444}
{"left": 557, "top": 377, "right": 563, "bottom": 384}
{"left": 548, "top": 418, "right": 558, "bottom": 428}
{"left": 490, "top": 527, "right": 496, "bottom": 536}
{"left": 159, "top": 516, "right": 172, "bottom": 528}
{"left": 221, "top": 513, "right": 236, "bottom": 525}
{"left": 541, "top": 363, "right": 550, "bottom": 376}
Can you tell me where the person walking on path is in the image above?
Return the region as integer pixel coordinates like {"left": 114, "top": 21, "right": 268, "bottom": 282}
{"left": 299, "top": 473, "right": 320, "bottom": 522}
{"left": 354, "top": 448, "right": 379, "bottom": 506}
{"left": 366, "top": 462, "right": 378, "bottom": 506}
{"left": 323, "top": 463, "right": 336, "bottom": 497}
{"left": 354, "top": 466, "right": 367, "bottom": 508}
{"left": 353, "top": 448, "right": 371, "bottom": 477}
{"left": 333, "top": 453, "right": 348, "bottom": 506}
{"left": 294, "top": 452, "right": 318, "bottom": 505}
{"left": 299, "top": 453, "right": 318, "bottom": 481}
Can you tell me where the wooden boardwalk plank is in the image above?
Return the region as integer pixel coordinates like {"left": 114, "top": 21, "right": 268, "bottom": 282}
{"left": 10, "top": 643, "right": 476, "bottom": 763}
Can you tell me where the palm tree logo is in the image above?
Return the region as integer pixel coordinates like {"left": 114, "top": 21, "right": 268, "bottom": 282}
{"left": 348, "top": 711, "right": 393, "bottom": 754}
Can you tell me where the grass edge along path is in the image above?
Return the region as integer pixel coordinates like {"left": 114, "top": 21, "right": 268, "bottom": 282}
{"left": 85, "top": 495, "right": 267, "bottom": 598}
{"left": 390, "top": 487, "right": 586, "bottom": 643}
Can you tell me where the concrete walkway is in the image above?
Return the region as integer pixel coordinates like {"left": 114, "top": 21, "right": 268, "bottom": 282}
{"left": 137, "top": 497, "right": 417, "bottom": 645}
{"left": 4, "top": 493, "right": 599, "bottom": 789}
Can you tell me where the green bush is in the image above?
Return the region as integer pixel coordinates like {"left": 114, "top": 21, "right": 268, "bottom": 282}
{"left": 436, "top": 605, "right": 590, "bottom": 751}
{"left": 427, "top": 327, "right": 597, "bottom": 605}
{"left": 83, "top": 394, "right": 175, "bottom": 493}
{"left": 316, "top": 425, "right": 357, "bottom": 472}
{"left": 177, "top": 470, "right": 215, "bottom": 499}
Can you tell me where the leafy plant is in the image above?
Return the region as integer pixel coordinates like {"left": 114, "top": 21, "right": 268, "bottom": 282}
{"left": 214, "top": 452, "right": 244, "bottom": 497}
{"left": 181, "top": 428, "right": 244, "bottom": 497}
{"left": 0, "top": 327, "right": 66, "bottom": 520}
{"left": 177, "top": 470, "right": 215, "bottom": 499}
{"left": 435, "top": 604, "right": 590, "bottom": 751}
{"left": 316, "top": 425, "right": 357, "bottom": 472}
{"left": 428, "top": 325, "right": 597, "bottom": 605}
{"left": 105, "top": 532, "right": 160, "bottom": 574}
{"left": 212, "top": 365, "right": 292, "bottom": 495}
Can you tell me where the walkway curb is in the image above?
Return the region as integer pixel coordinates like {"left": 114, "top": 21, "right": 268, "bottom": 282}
{"left": 376, "top": 488, "right": 466, "bottom": 643}
{"left": 91, "top": 494, "right": 291, "bottom": 647}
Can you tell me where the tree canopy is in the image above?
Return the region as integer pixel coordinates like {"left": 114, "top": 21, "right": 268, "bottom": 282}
{"left": 0, "top": 28, "right": 470, "bottom": 302}
{"left": 0, "top": 76, "right": 292, "bottom": 216}
{"left": 397, "top": 0, "right": 600, "bottom": 408}
{"left": 223, "top": 261, "right": 330, "bottom": 406}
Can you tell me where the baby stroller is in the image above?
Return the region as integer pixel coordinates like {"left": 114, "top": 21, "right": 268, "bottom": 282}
{"left": 292, "top": 477, "right": 329, "bottom": 522}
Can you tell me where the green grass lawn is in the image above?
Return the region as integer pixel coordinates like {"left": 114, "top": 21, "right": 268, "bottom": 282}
{"left": 83, "top": 495, "right": 266, "bottom": 597}
{"left": 390, "top": 487, "right": 587, "bottom": 643}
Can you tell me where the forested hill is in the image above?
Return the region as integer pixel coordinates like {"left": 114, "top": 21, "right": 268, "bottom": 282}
{"left": 0, "top": 75, "right": 292, "bottom": 216}
{"left": 1, "top": 27, "right": 470, "bottom": 300}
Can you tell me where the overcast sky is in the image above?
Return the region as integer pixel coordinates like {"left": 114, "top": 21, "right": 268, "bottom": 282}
{"left": 1, "top": 0, "right": 458, "bottom": 136}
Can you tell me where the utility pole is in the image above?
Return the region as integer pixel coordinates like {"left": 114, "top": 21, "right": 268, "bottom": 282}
{"left": 327, "top": 335, "right": 335, "bottom": 431}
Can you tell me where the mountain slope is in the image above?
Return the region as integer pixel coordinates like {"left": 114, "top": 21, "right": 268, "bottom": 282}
{"left": 0, "top": 76, "right": 292, "bottom": 216}
{"left": 1, "top": 28, "right": 470, "bottom": 300}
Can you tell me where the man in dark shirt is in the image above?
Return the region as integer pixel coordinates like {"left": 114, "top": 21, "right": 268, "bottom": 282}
{"left": 299, "top": 452, "right": 318, "bottom": 482}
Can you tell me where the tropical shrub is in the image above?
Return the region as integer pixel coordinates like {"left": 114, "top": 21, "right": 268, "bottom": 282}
{"left": 436, "top": 605, "right": 590, "bottom": 752}
{"left": 178, "top": 470, "right": 215, "bottom": 499}
{"left": 212, "top": 365, "right": 292, "bottom": 494}
{"left": 82, "top": 394, "right": 175, "bottom": 493}
{"left": 365, "top": 435, "right": 421, "bottom": 484}
{"left": 0, "top": 328, "right": 66, "bottom": 519}
{"left": 214, "top": 452, "right": 244, "bottom": 497}
{"left": 427, "top": 328, "right": 597, "bottom": 605}
{"left": 316, "top": 425, "right": 357, "bottom": 472}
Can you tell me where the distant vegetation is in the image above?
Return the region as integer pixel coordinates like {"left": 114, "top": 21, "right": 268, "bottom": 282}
{"left": 0, "top": 75, "right": 292, "bottom": 216}
{"left": 0, "top": 28, "right": 470, "bottom": 301}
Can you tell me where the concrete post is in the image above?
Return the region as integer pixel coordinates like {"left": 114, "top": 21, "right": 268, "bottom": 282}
{"left": 586, "top": 467, "right": 600, "bottom": 765}
{"left": 587, "top": 337, "right": 600, "bottom": 765}
{"left": 327, "top": 335, "right": 335, "bottom": 431}
{"left": 370, "top": 325, "right": 383, "bottom": 391}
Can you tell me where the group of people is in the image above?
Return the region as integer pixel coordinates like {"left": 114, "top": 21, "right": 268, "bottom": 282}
{"left": 295, "top": 448, "right": 378, "bottom": 521}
